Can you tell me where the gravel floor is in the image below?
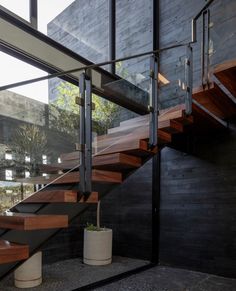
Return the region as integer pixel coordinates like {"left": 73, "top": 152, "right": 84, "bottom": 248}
{"left": 0, "top": 256, "right": 149, "bottom": 291}
{"left": 1, "top": 257, "right": 236, "bottom": 291}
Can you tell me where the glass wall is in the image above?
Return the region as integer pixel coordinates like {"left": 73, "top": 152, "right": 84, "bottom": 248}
{"left": 39, "top": 0, "right": 109, "bottom": 65}
{"left": 0, "top": 0, "right": 30, "bottom": 22}
{"left": 0, "top": 52, "right": 81, "bottom": 213}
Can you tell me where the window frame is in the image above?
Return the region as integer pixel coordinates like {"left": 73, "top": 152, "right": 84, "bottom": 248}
{"left": 0, "top": 0, "right": 37, "bottom": 29}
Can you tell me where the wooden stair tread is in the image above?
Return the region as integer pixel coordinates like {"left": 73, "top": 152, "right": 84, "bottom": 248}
{"left": 0, "top": 213, "right": 68, "bottom": 230}
{"left": 62, "top": 127, "right": 172, "bottom": 162}
{"left": 118, "top": 104, "right": 185, "bottom": 128}
{"left": 17, "top": 170, "right": 122, "bottom": 185}
{"left": 96, "top": 138, "right": 158, "bottom": 157}
{"left": 0, "top": 240, "right": 29, "bottom": 264}
{"left": 214, "top": 61, "right": 236, "bottom": 99}
{"left": 193, "top": 82, "right": 236, "bottom": 119}
{"left": 60, "top": 106, "right": 191, "bottom": 163}
{"left": 42, "top": 153, "right": 142, "bottom": 173}
{"left": 23, "top": 190, "right": 98, "bottom": 204}
{"left": 93, "top": 153, "right": 142, "bottom": 170}
{"left": 106, "top": 105, "right": 186, "bottom": 135}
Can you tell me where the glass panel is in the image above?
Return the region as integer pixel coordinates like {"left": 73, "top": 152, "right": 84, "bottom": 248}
{"left": 0, "top": 55, "right": 80, "bottom": 212}
{"left": 0, "top": 0, "right": 30, "bottom": 21}
{"left": 0, "top": 52, "right": 48, "bottom": 103}
{"left": 103, "top": 55, "right": 151, "bottom": 114}
{"left": 209, "top": 1, "right": 236, "bottom": 72}
{"left": 39, "top": 0, "right": 109, "bottom": 65}
{"left": 159, "top": 46, "right": 189, "bottom": 109}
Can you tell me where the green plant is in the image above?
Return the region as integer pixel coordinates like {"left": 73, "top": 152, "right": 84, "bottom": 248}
{"left": 9, "top": 124, "right": 49, "bottom": 177}
{"left": 85, "top": 223, "right": 101, "bottom": 231}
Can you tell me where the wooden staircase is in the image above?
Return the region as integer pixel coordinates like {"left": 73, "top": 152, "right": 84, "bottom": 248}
{"left": 0, "top": 60, "right": 236, "bottom": 279}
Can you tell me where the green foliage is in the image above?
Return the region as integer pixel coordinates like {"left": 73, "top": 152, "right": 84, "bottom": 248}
{"left": 93, "top": 95, "right": 120, "bottom": 133}
{"left": 48, "top": 82, "right": 80, "bottom": 138}
{"left": 54, "top": 81, "right": 80, "bottom": 114}
{"left": 52, "top": 81, "right": 120, "bottom": 135}
{"left": 85, "top": 223, "right": 102, "bottom": 231}
{"left": 116, "top": 61, "right": 129, "bottom": 79}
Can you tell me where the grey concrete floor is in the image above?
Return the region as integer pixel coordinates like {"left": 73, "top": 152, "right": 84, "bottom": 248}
{"left": 1, "top": 257, "right": 236, "bottom": 291}
{"left": 96, "top": 266, "right": 236, "bottom": 291}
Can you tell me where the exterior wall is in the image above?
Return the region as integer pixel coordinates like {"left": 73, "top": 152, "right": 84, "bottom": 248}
{"left": 0, "top": 90, "right": 46, "bottom": 127}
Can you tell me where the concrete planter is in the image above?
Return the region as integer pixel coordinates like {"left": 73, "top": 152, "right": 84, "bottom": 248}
{"left": 14, "top": 252, "right": 42, "bottom": 288}
{"left": 83, "top": 228, "right": 112, "bottom": 265}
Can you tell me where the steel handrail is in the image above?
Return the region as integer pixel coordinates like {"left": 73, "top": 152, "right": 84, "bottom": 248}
{"left": 192, "top": 0, "right": 216, "bottom": 42}
{"left": 0, "top": 42, "right": 190, "bottom": 92}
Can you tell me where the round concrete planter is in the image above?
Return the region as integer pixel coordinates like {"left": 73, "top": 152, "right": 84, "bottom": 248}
{"left": 83, "top": 228, "right": 112, "bottom": 266}
{"left": 14, "top": 252, "right": 42, "bottom": 289}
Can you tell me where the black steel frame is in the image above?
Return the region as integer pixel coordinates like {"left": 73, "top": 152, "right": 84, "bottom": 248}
{"left": 30, "top": 0, "right": 38, "bottom": 29}
{"left": 108, "top": 0, "right": 116, "bottom": 74}
{"left": 151, "top": 0, "right": 161, "bottom": 265}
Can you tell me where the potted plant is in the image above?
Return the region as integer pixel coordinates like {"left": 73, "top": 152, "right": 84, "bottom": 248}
{"left": 83, "top": 200, "right": 113, "bottom": 265}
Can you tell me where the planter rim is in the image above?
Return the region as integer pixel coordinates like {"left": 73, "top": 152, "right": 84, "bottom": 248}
{"left": 84, "top": 228, "right": 112, "bottom": 233}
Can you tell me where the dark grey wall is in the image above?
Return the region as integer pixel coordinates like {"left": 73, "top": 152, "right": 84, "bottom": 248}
{"left": 42, "top": 160, "right": 153, "bottom": 264}
{"left": 160, "top": 126, "right": 236, "bottom": 278}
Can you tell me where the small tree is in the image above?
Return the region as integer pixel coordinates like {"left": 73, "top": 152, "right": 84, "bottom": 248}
{"left": 10, "top": 124, "right": 48, "bottom": 177}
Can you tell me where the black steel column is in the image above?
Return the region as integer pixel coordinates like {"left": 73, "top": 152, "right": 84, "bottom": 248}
{"left": 108, "top": 0, "right": 116, "bottom": 74}
{"left": 30, "top": 0, "right": 38, "bottom": 29}
{"left": 151, "top": 0, "right": 160, "bottom": 265}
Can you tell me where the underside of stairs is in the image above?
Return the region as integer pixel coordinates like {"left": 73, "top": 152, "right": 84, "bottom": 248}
{"left": 0, "top": 60, "right": 236, "bottom": 279}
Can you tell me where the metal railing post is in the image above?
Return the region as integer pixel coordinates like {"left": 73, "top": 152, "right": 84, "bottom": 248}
{"left": 149, "top": 54, "right": 159, "bottom": 147}
{"left": 201, "top": 9, "right": 210, "bottom": 88}
{"left": 84, "top": 71, "right": 92, "bottom": 194}
{"left": 79, "top": 72, "right": 86, "bottom": 194}
{"left": 185, "top": 45, "right": 193, "bottom": 115}
{"left": 78, "top": 71, "right": 92, "bottom": 195}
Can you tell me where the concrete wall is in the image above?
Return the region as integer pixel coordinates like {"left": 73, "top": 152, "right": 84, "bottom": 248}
{"left": 47, "top": 0, "right": 152, "bottom": 110}
{"left": 159, "top": 125, "right": 236, "bottom": 278}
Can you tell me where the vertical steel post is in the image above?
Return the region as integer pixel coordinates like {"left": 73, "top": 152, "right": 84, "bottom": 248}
{"left": 84, "top": 72, "right": 92, "bottom": 194}
{"left": 206, "top": 9, "right": 211, "bottom": 86}
{"left": 149, "top": 54, "right": 158, "bottom": 147}
{"left": 185, "top": 45, "right": 193, "bottom": 115}
{"left": 78, "top": 71, "right": 92, "bottom": 195}
{"left": 79, "top": 73, "right": 86, "bottom": 194}
{"left": 152, "top": 0, "right": 160, "bottom": 265}
{"left": 109, "top": 0, "right": 116, "bottom": 74}
{"left": 201, "top": 9, "right": 210, "bottom": 88}
{"left": 201, "top": 10, "right": 206, "bottom": 87}
{"left": 30, "top": 0, "right": 38, "bottom": 29}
